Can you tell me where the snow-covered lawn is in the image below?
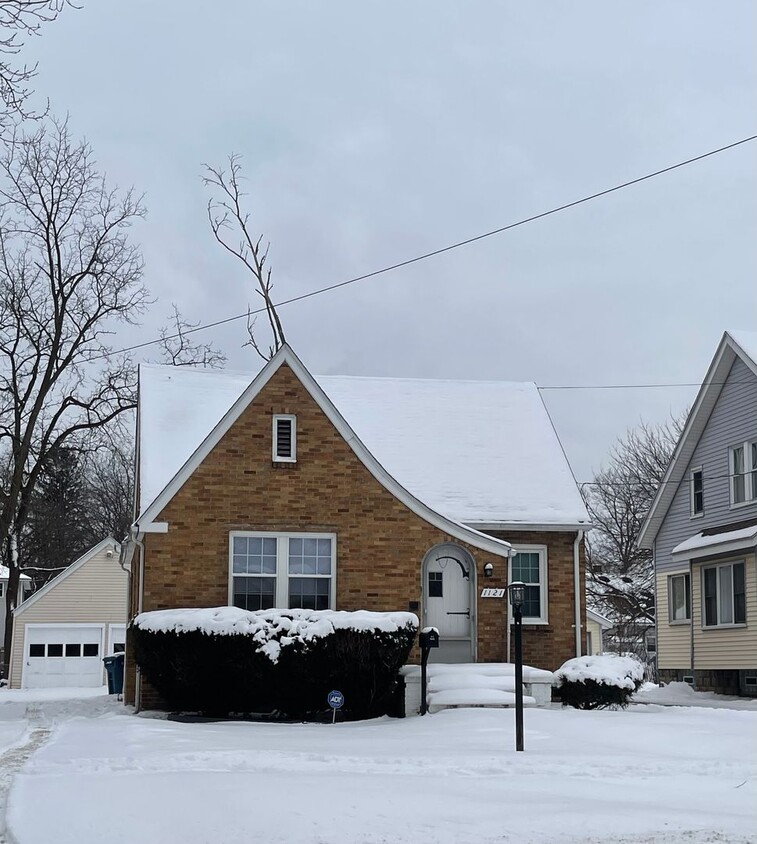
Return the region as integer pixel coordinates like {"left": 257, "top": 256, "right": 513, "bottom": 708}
{"left": 2, "top": 694, "right": 756, "bottom": 844}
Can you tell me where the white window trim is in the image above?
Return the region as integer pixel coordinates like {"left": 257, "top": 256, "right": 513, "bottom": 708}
{"left": 689, "top": 467, "right": 704, "bottom": 519}
{"left": 728, "top": 441, "right": 757, "bottom": 508}
{"left": 228, "top": 531, "right": 337, "bottom": 609}
{"left": 272, "top": 414, "right": 297, "bottom": 463}
{"left": 667, "top": 572, "right": 691, "bottom": 625}
{"left": 701, "top": 559, "right": 746, "bottom": 629}
{"left": 508, "top": 544, "right": 548, "bottom": 625}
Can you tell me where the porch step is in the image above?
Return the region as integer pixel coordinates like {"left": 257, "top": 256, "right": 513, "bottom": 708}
{"left": 401, "top": 662, "right": 554, "bottom": 715}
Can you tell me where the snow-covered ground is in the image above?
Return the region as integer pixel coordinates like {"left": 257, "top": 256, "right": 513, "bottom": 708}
{"left": 0, "top": 689, "right": 755, "bottom": 844}
{"left": 634, "top": 681, "right": 757, "bottom": 711}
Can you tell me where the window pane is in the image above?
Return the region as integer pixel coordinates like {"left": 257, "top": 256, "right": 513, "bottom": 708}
{"left": 512, "top": 552, "right": 540, "bottom": 584}
{"left": 47, "top": 644, "right": 63, "bottom": 657}
{"left": 732, "top": 447, "right": 745, "bottom": 503}
{"left": 751, "top": 442, "right": 757, "bottom": 501}
{"left": 428, "top": 571, "right": 443, "bottom": 598}
{"left": 304, "top": 538, "right": 318, "bottom": 556}
{"left": 732, "top": 446, "right": 744, "bottom": 473}
{"left": 703, "top": 568, "right": 717, "bottom": 626}
{"left": 671, "top": 575, "right": 688, "bottom": 621}
{"left": 65, "top": 643, "right": 81, "bottom": 657}
{"left": 718, "top": 566, "right": 733, "bottom": 624}
{"left": 233, "top": 576, "right": 275, "bottom": 611}
{"left": 83, "top": 643, "right": 99, "bottom": 657}
{"left": 29, "top": 644, "right": 45, "bottom": 657}
{"left": 233, "top": 536, "right": 247, "bottom": 555}
{"left": 522, "top": 585, "right": 541, "bottom": 618}
{"left": 734, "top": 562, "right": 746, "bottom": 624}
{"left": 289, "top": 577, "right": 330, "bottom": 610}
{"left": 289, "top": 538, "right": 302, "bottom": 556}
{"left": 289, "top": 538, "right": 331, "bottom": 576}
{"left": 234, "top": 537, "right": 277, "bottom": 575}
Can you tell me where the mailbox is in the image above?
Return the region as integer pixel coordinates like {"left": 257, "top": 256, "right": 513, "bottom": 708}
{"left": 419, "top": 628, "right": 440, "bottom": 649}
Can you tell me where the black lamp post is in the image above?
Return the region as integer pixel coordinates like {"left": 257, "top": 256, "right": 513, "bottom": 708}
{"left": 508, "top": 580, "right": 526, "bottom": 752}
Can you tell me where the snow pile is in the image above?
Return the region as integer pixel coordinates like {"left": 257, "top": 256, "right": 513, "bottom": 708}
{"left": 555, "top": 653, "right": 644, "bottom": 691}
{"left": 133, "top": 607, "right": 418, "bottom": 663}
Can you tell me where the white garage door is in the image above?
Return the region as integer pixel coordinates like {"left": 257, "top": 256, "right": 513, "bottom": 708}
{"left": 23, "top": 625, "right": 105, "bottom": 689}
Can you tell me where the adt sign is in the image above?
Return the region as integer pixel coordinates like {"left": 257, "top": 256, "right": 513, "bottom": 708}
{"left": 327, "top": 689, "right": 345, "bottom": 710}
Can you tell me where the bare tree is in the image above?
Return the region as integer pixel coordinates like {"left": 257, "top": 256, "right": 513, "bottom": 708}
{"left": 0, "top": 1, "right": 74, "bottom": 125}
{"left": 203, "top": 155, "right": 286, "bottom": 361}
{"left": 584, "top": 416, "right": 686, "bottom": 659}
{"left": 158, "top": 303, "right": 226, "bottom": 368}
{"left": 0, "top": 118, "right": 148, "bottom": 675}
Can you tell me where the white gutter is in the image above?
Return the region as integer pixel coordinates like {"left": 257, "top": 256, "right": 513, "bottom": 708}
{"left": 574, "top": 530, "right": 584, "bottom": 656}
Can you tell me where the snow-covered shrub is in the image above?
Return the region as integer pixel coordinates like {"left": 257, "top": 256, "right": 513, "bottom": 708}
{"left": 553, "top": 653, "right": 644, "bottom": 710}
{"left": 131, "top": 607, "right": 418, "bottom": 719}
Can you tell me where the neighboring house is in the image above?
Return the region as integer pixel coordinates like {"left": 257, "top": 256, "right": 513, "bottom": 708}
{"left": 639, "top": 330, "right": 757, "bottom": 697}
{"left": 0, "top": 567, "right": 33, "bottom": 647}
{"left": 8, "top": 538, "right": 128, "bottom": 689}
{"left": 586, "top": 609, "right": 612, "bottom": 655}
{"left": 125, "top": 345, "right": 590, "bottom": 710}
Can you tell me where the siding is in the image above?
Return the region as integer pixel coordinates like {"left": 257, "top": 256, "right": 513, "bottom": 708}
{"left": 691, "top": 553, "right": 757, "bottom": 670}
{"left": 9, "top": 547, "right": 128, "bottom": 688}
{"left": 586, "top": 617, "right": 603, "bottom": 654}
{"left": 656, "top": 357, "right": 757, "bottom": 572}
{"left": 655, "top": 570, "right": 692, "bottom": 670}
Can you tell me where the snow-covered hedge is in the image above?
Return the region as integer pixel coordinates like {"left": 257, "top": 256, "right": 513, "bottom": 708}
{"left": 553, "top": 654, "right": 644, "bottom": 710}
{"left": 131, "top": 607, "right": 418, "bottom": 719}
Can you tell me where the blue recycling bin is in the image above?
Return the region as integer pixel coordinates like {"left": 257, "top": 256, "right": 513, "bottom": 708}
{"left": 103, "top": 652, "right": 125, "bottom": 695}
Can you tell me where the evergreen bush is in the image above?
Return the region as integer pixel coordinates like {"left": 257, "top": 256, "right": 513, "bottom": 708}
{"left": 554, "top": 653, "right": 644, "bottom": 710}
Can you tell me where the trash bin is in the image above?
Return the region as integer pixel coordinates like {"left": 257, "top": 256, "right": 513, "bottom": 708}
{"left": 103, "top": 652, "right": 125, "bottom": 696}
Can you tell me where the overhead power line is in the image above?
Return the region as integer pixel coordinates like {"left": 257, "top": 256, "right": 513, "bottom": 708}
{"left": 96, "top": 132, "right": 756, "bottom": 363}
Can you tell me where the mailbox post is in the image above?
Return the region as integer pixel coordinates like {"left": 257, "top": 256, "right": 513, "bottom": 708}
{"left": 418, "top": 627, "right": 439, "bottom": 715}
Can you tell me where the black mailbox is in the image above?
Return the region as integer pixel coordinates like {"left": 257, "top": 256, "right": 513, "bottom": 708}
{"left": 419, "top": 628, "right": 440, "bottom": 649}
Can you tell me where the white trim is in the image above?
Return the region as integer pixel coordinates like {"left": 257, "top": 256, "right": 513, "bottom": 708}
{"left": 14, "top": 538, "right": 120, "bottom": 616}
{"left": 508, "top": 544, "right": 549, "bottom": 624}
{"left": 138, "top": 522, "right": 168, "bottom": 534}
{"left": 228, "top": 531, "right": 337, "bottom": 610}
{"left": 689, "top": 466, "right": 704, "bottom": 518}
{"left": 700, "top": 559, "right": 746, "bottom": 628}
{"left": 467, "top": 521, "right": 591, "bottom": 532}
{"left": 272, "top": 414, "right": 297, "bottom": 463}
{"left": 21, "top": 622, "right": 105, "bottom": 690}
{"left": 108, "top": 623, "right": 127, "bottom": 655}
{"left": 639, "top": 331, "right": 757, "bottom": 549}
{"left": 587, "top": 608, "right": 612, "bottom": 629}
{"left": 136, "top": 345, "right": 513, "bottom": 559}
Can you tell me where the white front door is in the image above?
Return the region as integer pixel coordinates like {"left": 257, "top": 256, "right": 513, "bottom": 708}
{"left": 424, "top": 545, "right": 474, "bottom": 662}
{"left": 23, "top": 625, "right": 105, "bottom": 689}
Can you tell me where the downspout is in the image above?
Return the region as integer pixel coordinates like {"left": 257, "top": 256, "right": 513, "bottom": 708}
{"left": 131, "top": 528, "right": 146, "bottom": 713}
{"left": 689, "top": 558, "right": 694, "bottom": 681}
{"left": 574, "top": 530, "right": 584, "bottom": 657}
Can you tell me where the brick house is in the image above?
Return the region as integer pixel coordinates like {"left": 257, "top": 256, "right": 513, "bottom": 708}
{"left": 124, "top": 345, "right": 590, "bottom": 709}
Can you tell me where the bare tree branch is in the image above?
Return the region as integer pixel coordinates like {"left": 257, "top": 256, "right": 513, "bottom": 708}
{"left": 156, "top": 303, "right": 226, "bottom": 369}
{"left": 202, "top": 154, "right": 285, "bottom": 360}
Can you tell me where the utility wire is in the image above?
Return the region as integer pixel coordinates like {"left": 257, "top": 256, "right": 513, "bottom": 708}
{"left": 578, "top": 473, "right": 742, "bottom": 487}
{"left": 96, "top": 133, "right": 757, "bottom": 363}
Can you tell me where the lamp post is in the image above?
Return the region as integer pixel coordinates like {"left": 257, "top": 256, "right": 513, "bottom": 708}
{"left": 508, "top": 580, "right": 526, "bottom": 752}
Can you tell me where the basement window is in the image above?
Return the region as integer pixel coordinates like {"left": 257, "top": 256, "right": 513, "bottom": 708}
{"left": 273, "top": 415, "right": 297, "bottom": 462}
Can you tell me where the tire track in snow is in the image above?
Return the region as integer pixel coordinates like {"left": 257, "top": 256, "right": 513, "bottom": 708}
{"left": 0, "top": 706, "right": 51, "bottom": 844}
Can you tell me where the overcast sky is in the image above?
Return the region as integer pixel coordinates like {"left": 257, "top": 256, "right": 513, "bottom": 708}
{"left": 25, "top": 1, "right": 757, "bottom": 480}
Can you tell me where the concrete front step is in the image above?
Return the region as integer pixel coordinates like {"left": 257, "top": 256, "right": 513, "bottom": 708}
{"left": 401, "top": 662, "right": 554, "bottom": 716}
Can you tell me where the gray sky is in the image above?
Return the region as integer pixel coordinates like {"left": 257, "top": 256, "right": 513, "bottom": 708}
{"left": 26, "top": 0, "right": 757, "bottom": 481}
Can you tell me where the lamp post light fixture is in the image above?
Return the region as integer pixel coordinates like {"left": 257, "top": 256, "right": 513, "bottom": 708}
{"left": 508, "top": 580, "right": 526, "bottom": 752}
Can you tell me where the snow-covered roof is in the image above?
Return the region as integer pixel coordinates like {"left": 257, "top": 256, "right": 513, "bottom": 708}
{"left": 671, "top": 523, "right": 757, "bottom": 561}
{"left": 0, "top": 566, "right": 31, "bottom": 581}
{"left": 138, "top": 354, "right": 588, "bottom": 530}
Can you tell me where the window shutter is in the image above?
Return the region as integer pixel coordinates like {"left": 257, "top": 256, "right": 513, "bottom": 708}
{"left": 275, "top": 417, "right": 294, "bottom": 460}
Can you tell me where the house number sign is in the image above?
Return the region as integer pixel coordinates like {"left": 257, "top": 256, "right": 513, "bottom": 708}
{"left": 480, "top": 588, "right": 506, "bottom": 598}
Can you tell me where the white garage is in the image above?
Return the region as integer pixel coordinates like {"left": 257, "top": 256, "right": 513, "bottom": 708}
{"left": 9, "top": 538, "right": 128, "bottom": 690}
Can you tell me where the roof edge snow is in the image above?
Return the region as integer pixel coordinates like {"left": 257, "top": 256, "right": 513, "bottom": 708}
{"left": 136, "top": 346, "right": 514, "bottom": 558}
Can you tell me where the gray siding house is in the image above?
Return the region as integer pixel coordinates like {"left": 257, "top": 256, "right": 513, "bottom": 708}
{"left": 639, "top": 330, "right": 757, "bottom": 697}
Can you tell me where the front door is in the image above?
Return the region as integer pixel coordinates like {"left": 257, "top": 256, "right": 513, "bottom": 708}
{"left": 423, "top": 544, "right": 474, "bottom": 663}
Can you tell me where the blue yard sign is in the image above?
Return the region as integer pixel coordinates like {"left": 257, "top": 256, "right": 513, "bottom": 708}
{"left": 327, "top": 689, "right": 344, "bottom": 710}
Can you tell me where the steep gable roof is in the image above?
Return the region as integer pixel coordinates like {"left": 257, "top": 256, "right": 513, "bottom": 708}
{"left": 14, "top": 537, "right": 120, "bottom": 615}
{"left": 638, "top": 330, "right": 757, "bottom": 549}
{"left": 136, "top": 347, "right": 588, "bottom": 554}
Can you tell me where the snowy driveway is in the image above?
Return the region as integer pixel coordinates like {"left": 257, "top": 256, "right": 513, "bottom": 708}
{"left": 1, "top": 696, "right": 755, "bottom": 844}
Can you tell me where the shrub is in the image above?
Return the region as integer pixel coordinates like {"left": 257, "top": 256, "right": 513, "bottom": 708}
{"left": 554, "top": 653, "right": 644, "bottom": 710}
{"left": 131, "top": 607, "right": 418, "bottom": 720}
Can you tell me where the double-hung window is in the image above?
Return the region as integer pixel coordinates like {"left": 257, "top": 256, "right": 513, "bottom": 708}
{"left": 729, "top": 441, "right": 757, "bottom": 506}
{"left": 668, "top": 572, "right": 691, "bottom": 623}
{"left": 702, "top": 561, "right": 746, "bottom": 627}
{"left": 230, "top": 532, "right": 335, "bottom": 611}
{"left": 690, "top": 468, "right": 704, "bottom": 517}
{"left": 509, "top": 546, "right": 548, "bottom": 623}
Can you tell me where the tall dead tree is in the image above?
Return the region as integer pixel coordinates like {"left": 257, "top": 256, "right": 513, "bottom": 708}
{"left": 0, "top": 119, "right": 148, "bottom": 674}
{"left": 584, "top": 416, "right": 686, "bottom": 657}
{"left": 203, "top": 155, "right": 286, "bottom": 361}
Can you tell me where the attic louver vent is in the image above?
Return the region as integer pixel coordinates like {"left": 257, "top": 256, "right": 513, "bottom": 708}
{"left": 273, "top": 415, "right": 296, "bottom": 462}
